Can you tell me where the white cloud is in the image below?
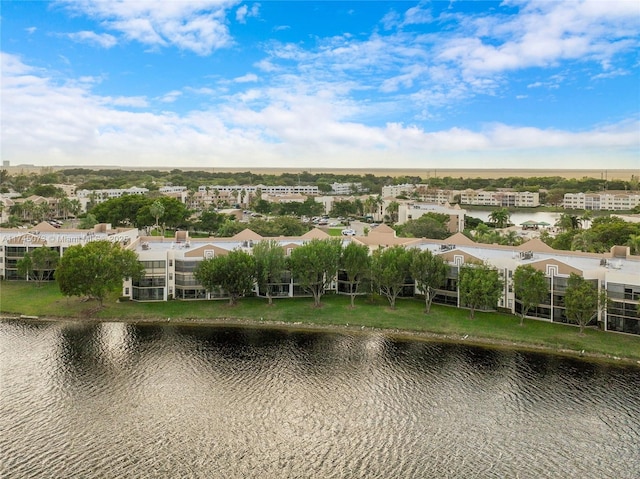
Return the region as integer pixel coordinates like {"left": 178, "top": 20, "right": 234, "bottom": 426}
{"left": 105, "top": 96, "right": 149, "bottom": 108}
{"left": 57, "top": 0, "right": 239, "bottom": 55}
{"left": 236, "top": 3, "right": 259, "bottom": 24}
{"left": 67, "top": 30, "right": 118, "bottom": 48}
{"left": 233, "top": 73, "right": 258, "bottom": 83}
{"left": 26, "top": 27, "right": 37, "bottom": 35}
{"left": 403, "top": 5, "right": 433, "bottom": 25}
{"left": 2, "top": 52, "right": 638, "bottom": 170}
{"left": 436, "top": 0, "right": 640, "bottom": 77}
{"left": 159, "top": 90, "right": 183, "bottom": 103}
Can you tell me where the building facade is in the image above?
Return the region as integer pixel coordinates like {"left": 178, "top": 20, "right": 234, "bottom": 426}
{"left": 2, "top": 223, "right": 638, "bottom": 336}
{"left": 563, "top": 192, "right": 640, "bottom": 211}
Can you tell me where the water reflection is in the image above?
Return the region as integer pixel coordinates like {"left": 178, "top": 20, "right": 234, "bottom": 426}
{"left": 1, "top": 319, "right": 639, "bottom": 479}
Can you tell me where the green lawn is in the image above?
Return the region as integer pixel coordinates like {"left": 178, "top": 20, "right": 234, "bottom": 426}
{"left": 2, "top": 281, "right": 639, "bottom": 363}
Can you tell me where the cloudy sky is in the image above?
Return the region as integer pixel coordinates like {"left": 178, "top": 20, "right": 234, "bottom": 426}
{"left": 1, "top": 0, "right": 639, "bottom": 170}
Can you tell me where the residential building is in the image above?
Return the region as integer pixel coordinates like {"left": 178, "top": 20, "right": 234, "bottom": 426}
{"left": 198, "top": 184, "right": 319, "bottom": 198}
{"left": 330, "top": 182, "right": 365, "bottom": 195}
{"left": 563, "top": 192, "right": 640, "bottom": 210}
{"left": 382, "top": 183, "right": 417, "bottom": 198}
{"left": 75, "top": 187, "right": 149, "bottom": 209}
{"left": 397, "top": 202, "right": 466, "bottom": 233}
{"left": 2, "top": 222, "right": 638, "bottom": 336}
{"left": 460, "top": 189, "right": 540, "bottom": 207}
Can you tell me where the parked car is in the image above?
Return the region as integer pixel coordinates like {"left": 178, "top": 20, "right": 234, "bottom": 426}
{"left": 341, "top": 228, "right": 356, "bottom": 236}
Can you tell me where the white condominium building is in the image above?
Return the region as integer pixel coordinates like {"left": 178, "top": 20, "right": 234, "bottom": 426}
{"left": 563, "top": 192, "right": 640, "bottom": 211}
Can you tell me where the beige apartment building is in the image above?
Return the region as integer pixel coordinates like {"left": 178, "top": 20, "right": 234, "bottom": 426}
{"left": 4, "top": 221, "right": 637, "bottom": 336}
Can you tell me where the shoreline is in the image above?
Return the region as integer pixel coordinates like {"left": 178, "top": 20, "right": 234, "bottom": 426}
{"left": 4, "top": 313, "right": 640, "bottom": 368}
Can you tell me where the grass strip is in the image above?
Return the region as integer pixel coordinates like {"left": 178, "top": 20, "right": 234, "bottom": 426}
{"left": 2, "top": 281, "right": 639, "bottom": 364}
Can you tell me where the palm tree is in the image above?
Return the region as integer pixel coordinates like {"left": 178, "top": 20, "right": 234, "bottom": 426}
{"left": 21, "top": 200, "right": 36, "bottom": 221}
{"left": 556, "top": 213, "right": 581, "bottom": 232}
{"left": 58, "top": 197, "right": 73, "bottom": 220}
{"left": 500, "top": 230, "right": 521, "bottom": 246}
{"left": 627, "top": 234, "right": 640, "bottom": 256}
{"left": 69, "top": 199, "right": 82, "bottom": 218}
{"left": 474, "top": 223, "right": 489, "bottom": 238}
{"left": 579, "top": 210, "right": 593, "bottom": 229}
{"left": 385, "top": 200, "right": 399, "bottom": 223}
{"left": 36, "top": 202, "right": 50, "bottom": 222}
{"left": 488, "top": 207, "right": 510, "bottom": 228}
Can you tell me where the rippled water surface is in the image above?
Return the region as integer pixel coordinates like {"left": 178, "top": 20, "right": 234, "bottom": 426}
{"left": 1, "top": 320, "right": 639, "bottom": 478}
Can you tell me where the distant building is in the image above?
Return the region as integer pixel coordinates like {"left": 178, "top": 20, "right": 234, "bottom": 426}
{"left": 76, "top": 187, "right": 149, "bottom": 208}
{"left": 198, "top": 184, "right": 319, "bottom": 198}
{"left": 563, "top": 192, "right": 640, "bottom": 210}
{"left": 460, "top": 190, "right": 540, "bottom": 207}
{"left": 330, "top": 182, "right": 365, "bottom": 195}
{"left": 382, "top": 183, "right": 416, "bottom": 198}
{"left": 397, "top": 202, "right": 466, "bottom": 233}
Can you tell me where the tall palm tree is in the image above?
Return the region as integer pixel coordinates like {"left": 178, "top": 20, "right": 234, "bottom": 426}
{"left": 488, "top": 207, "right": 510, "bottom": 228}
{"left": 58, "top": 197, "right": 73, "bottom": 220}
{"left": 385, "top": 201, "right": 399, "bottom": 223}
{"left": 556, "top": 213, "right": 581, "bottom": 232}
{"left": 21, "top": 200, "right": 36, "bottom": 221}
{"left": 500, "top": 230, "right": 521, "bottom": 246}
{"left": 627, "top": 234, "right": 640, "bottom": 256}
{"left": 579, "top": 210, "right": 593, "bottom": 229}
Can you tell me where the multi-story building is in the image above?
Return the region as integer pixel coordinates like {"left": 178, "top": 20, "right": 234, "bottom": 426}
{"left": 198, "top": 184, "right": 319, "bottom": 198}
{"left": 75, "top": 187, "right": 149, "bottom": 209}
{"left": 0, "top": 222, "right": 138, "bottom": 280}
{"left": 382, "top": 183, "right": 417, "bottom": 198}
{"left": 330, "top": 182, "right": 365, "bottom": 195}
{"left": 159, "top": 186, "right": 187, "bottom": 194}
{"left": 397, "top": 202, "right": 466, "bottom": 233}
{"left": 563, "top": 192, "right": 640, "bottom": 210}
{"left": 3, "top": 222, "right": 638, "bottom": 336}
{"left": 418, "top": 188, "right": 457, "bottom": 204}
{"left": 460, "top": 190, "right": 540, "bottom": 207}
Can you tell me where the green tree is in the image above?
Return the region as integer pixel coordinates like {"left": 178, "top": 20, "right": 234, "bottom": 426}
{"left": 512, "top": 265, "right": 548, "bottom": 326}
{"left": 488, "top": 207, "right": 510, "bottom": 228}
{"left": 253, "top": 199, "right": 272, "bottom": 215}
{"left": 410, "top": 249, "right": 447, "bottom": 313}
{"left": 137, "top": 197, "right": 189, "bottom": 231}
{"left": 91, "top": 195, "right": 148, "bottom": 227}
{"left": 57, "top": 197, "right": 73, "bottom": 220}
{"left": 194, "top": 250, "right": 256, "bottom": 305}
{"left": 397, "top": 213, "right": 449, "bottom": 239}
{"left": 217, "top": 219, "right": 245, "bottom": 237}
{"left": 500, "top": 230, "right": 522, "bottom": 246}
{"left": 79, "top": 213, "right": 98, "bottom": 229}
{"left": 556, "top": 213, "right": 581, "bottom": 232}
{"left": 339, "top": 241, "right": 371, "bottom": 308}
{"left": 627, "top": 234, "right": 640, "bottom": 255}
{"left": 385, "top": 201, "right": 400, "bottom": 223}
{"left": 253, "top": 239, "right": 287, "bottom": 305}
{"left": 370, "top": 245, "right": 413, "bottom": 309}
{"left": 17, "top": 247, "right": 60, "bottom": 286}
{"left": 564, "top": 273, "right": 603, "bottom": 335}
{"left": 458, "top": 263, "right": 503, "bottom": 319}
{"left": 149, "top": 200, "right": 165, "bottom": 229}
{"left": 55, "top": 241, "right": 144, "bottom": 306}
{"left": 195, "top": 208, "right": 228, "bottom": 235}
{"left": 288, "top": 238, "right": 342, "bottom": 307}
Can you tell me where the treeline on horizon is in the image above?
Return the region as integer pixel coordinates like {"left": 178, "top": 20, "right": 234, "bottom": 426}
{"left": 2, "top": 167, "right": 638, "bottom": 197}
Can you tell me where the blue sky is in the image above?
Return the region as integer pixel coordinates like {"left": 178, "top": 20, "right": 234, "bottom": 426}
{"left": 1, "top": 0, "right": 639, "bottom": 170}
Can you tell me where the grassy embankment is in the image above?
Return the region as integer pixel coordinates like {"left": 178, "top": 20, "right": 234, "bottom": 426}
{"left": 2, "top": 281, "right": 639, "bottom": 364}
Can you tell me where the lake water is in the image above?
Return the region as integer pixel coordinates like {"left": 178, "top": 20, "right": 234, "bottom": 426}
{"left": 1, "top": 320, "right": 639, "bottom": 478}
